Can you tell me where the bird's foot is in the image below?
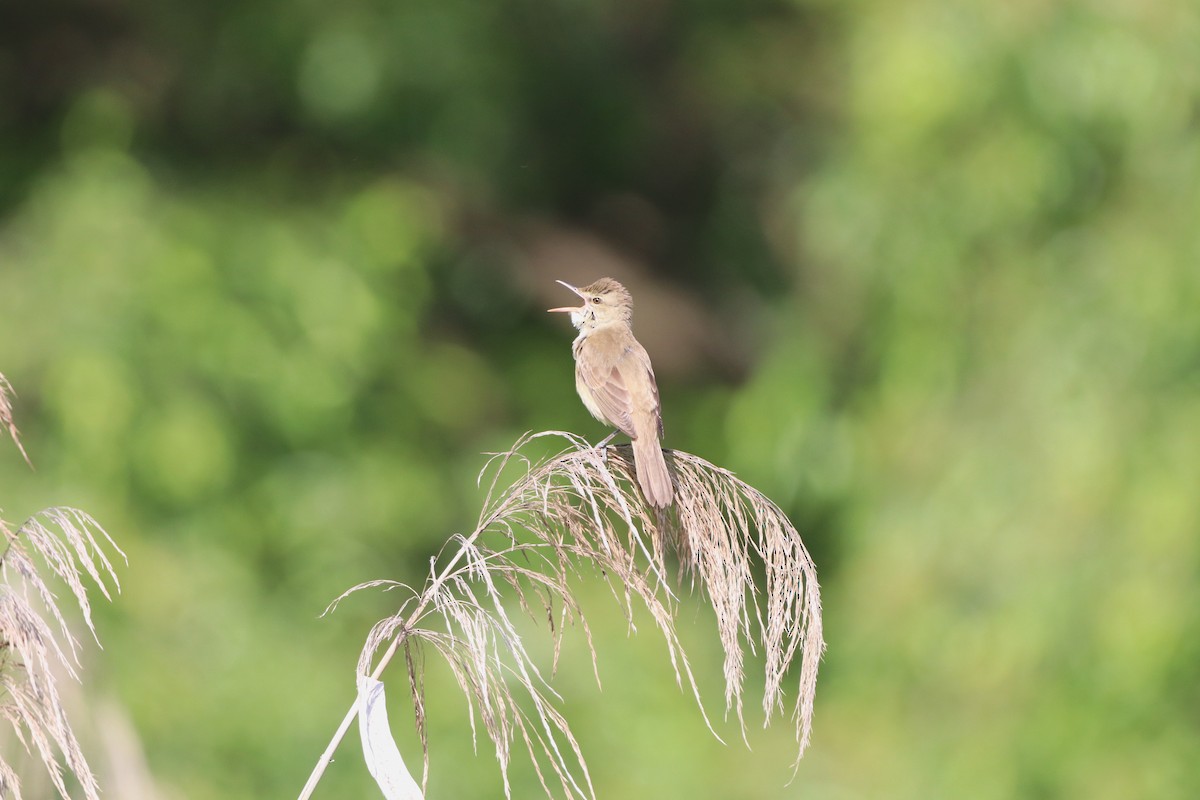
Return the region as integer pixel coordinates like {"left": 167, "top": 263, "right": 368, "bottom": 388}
{"left": 595, "top": 431, "right": 618, "bottom": 462}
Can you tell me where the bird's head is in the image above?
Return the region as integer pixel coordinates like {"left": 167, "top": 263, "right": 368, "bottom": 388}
{"left": 548, "top": 277, "right": 633, "bottom": 331}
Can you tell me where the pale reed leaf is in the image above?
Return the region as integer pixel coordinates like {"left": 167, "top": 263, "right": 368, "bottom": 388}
{"left": 357, "top": 674, "right": 424, "bottom": 800}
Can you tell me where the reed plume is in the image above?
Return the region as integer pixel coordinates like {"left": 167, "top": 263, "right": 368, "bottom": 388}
{"left": 0, "top": 373, "right": 125, "bottom": 800}
{"left": 302, "top": 431, "right": 823, "bottom": 799}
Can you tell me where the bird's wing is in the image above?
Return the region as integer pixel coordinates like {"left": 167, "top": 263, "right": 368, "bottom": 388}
{"left": 573, "top": 331, "right": 648, "bottom": 441}
{"left": 620, "top": 342, "right": 663, "bottom": 437}
{"left": 576, "top": 328, "right": 667, "bottom": 441}
{"left": 577, "top": 350, "right": 637, "bottom": 437}
{"left": 639, "top": 343, "right": 664, "bottom": 437}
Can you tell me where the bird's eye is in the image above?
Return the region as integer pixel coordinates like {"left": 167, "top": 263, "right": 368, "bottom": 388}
{"left": 591, "top": 296, "right": 601, "bottom": 304}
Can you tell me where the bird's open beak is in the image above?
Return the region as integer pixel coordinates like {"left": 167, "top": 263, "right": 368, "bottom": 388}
{"left": 547, "top": 280, "right": 584, "bottom": 313}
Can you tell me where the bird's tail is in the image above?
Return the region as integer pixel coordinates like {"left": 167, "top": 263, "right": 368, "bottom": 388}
{"left": 632, "top": 431, "right": 673, "bottom": 508}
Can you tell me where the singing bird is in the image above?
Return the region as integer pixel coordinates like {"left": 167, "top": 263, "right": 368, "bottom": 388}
{"left": 549, "top": 278, "right": 673, "bottom": 508}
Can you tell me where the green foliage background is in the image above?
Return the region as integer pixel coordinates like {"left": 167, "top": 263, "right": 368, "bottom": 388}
{"left": 2, "top": 0, "right": 1198, "bottom": 797}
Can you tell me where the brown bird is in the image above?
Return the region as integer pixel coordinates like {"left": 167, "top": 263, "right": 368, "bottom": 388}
{"left": 549, "top": 278, "right": 673, "bottom": 508}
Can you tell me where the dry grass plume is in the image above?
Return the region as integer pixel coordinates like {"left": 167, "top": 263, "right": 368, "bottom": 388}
{"left": 0, "top": 374, "right": 125, "bottom": 800}
{"left": 303, "top": 430, "right": 824, "bottom": 799}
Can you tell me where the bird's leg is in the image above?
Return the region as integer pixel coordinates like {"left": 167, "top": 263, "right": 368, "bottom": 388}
{"left": 596, "top": 430, "right": 619, "bottom": 462}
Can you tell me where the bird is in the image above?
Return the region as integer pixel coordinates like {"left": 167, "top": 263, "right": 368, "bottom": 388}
{"left": 548, "top": 277, "right": 674, "bottom": 508}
